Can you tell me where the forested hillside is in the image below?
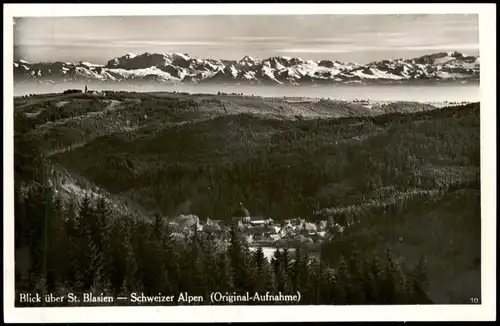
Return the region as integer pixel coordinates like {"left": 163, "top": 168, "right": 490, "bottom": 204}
{"left": 13, "top": 91, "right": 480, "bottom": 305}
{"left": 52, "top": 102, "right": 479, "bottom": 222}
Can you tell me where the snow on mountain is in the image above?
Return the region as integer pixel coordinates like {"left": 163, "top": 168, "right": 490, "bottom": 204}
{"left": 78, "top": 61, "right": 105, "bottom": 68}
{"left": 107, "top": 66, "right": 180, "bottom": 81}
{"left": 172, "top": 52, "right": 190, "bottom": 61}
{"left": 14, "top": 51, "right": 480, "bottom": 85}
{"left": 239, "top": 70, "right": 257, "bottom": 81}
{"left": 259, "top": 65, "right": 283, "bottom": 84}
{"left": 433, "top": 56, "right": 457, "bottom": 65}
{"left": 350, "top": 67, "right": 404, "bottom": 80}
{"left": 228, "top": 65, "right": 239, "bottom": 78}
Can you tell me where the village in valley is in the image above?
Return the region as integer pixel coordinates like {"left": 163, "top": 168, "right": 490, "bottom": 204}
{"left": 167, "top": 203, "right": 347, "bottom": 257}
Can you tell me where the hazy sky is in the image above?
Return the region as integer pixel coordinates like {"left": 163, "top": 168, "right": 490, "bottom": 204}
{"left": 14, "top": 14, "right": 479, "bottom": 64}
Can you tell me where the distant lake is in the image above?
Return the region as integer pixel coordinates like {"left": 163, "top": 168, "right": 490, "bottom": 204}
{"left": 15, "top": 82, "right": 480, "bottom": 103}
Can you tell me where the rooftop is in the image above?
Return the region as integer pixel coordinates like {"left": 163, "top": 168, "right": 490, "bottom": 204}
{"left": 249, "top": 216, "right": 267, "bottom": 223}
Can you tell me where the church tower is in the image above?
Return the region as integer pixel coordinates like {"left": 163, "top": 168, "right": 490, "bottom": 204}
{"left": 232, "top": 202, "right": 251, "bottom": 226}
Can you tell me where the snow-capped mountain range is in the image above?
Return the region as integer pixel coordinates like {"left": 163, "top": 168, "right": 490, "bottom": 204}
{"left": 14, "top": 51, "right": 480, "bottom": 86}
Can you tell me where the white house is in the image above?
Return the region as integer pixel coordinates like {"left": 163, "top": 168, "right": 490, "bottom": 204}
{"left": 269, "top": 234, "right": 281, "bottom": 241}
{"left": 317, "top": 231, "right": 327, "bottom": 238}
{"left": 248, "top": 216, "right": 270, "bottom": 226}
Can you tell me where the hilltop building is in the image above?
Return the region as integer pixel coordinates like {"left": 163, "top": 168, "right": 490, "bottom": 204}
{"left": 83, "top": 84, "right": 105, "bottom": 95}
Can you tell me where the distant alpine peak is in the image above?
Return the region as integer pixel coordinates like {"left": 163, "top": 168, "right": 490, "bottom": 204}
{"left": 14, "top": 51, "right": 480, "bottom": 86}
{"left": 267, "top": 56, "right": 303, "bottom": 63}
{"left": 240, "top": 55, "right": 256, "bottom": 61}
{"left": 239, "top": 55, "right": 260, "bottom": 66}
{"left": 169, "top": 52, "right": 191, "bottom": 60}
{"left": 447, "top": 51, "right": 465, "bottom": 57}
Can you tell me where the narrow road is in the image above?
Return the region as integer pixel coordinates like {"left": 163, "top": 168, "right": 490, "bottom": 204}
{"left": 47, "top": 142, "right": 88, "bottom": 156}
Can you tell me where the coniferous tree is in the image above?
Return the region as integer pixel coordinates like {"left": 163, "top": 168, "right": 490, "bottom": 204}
{"left": 367, "top": 254, "right": 383, "bottom": 303}
{"left": 361, "top": 256, "right": 377, "bottom": 304}
{"left": 121, "top": 223, "right": 140, "bottom": 294}
{"left": 23, "top": 184, "right": 47, "bottom": 290}
{"left": 381, "top": 249, "right": 399, "bottom": 304}
{"left": 215, "top": 251, "right": 234, "bottom": 293}
{"left": 281, "top": 248, "right": 292, "bottom": 292}
{"left": 14, "top": 184, "right": 26, "bottom": 251}
{"left": 45, "top": 194, "right": 67, "bottom": 291}
{"left": 164, "top": 222, "right": 183, "bottom": 294}
{"left": 409, "top": 256, "right": 431, "bottom": 304}
{"left": 271, "top": 249, "right": 287, "bottom": 292}
{"left": 62, "top": 200, "right": 80, "bottom": 289}
{"left": 105, "top": 218, "right": 128, "bottom": 296}
{"left": 252, "top": 247, "right": 274, "bottom": 294}
{"left": 289, "top": 247, "right": 309, "bottom": 294}
{"left": 345, "top": 247, "right": 365, "bottom": 303}
{"left": 397, "top": 267, "right": 415, "bottom": 304}
{"left": 74, "top": 194, "right": 99, "bottom": 290}
{"left": 228, "top": 226, "right": 253, "bottom": 292}
{"left": 95, "top": 198, "right": 110, "bottom": 249}
{"left": 14, "top": 184, "right": 32, "bottom": 292}
{"left": 188, "top": 224, "right": 210, "bottom": 299}
{"left": 152, "top": 212, "right": 163, "bottom": 238}
{"left": 200, "top": 229, "right": 225, "bottom": 294}
{"left": 334, "top": 255, "right": 350, "bottom": 304}
{"left": 320, "top": 263, "right": 338, "bottom": 304}
{"left": 133, "top": 221, "right": 164, "bottom": 295}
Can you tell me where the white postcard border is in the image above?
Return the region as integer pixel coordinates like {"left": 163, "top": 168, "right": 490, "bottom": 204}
{"left": 3, "top": 3, "right": 496, "bottom": 322}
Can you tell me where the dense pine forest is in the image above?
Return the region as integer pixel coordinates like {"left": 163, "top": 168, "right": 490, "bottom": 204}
{"left": 15, "top": 185, "right": 431, "bottom": 306}
{"left": 13, "top": 91, "right": 481, "bottom": 305}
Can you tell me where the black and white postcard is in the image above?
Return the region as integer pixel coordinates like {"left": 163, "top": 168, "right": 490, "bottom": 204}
{"left": 3, "top": 3, "right": 496, "bottom": 323}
